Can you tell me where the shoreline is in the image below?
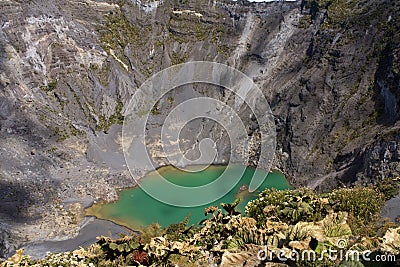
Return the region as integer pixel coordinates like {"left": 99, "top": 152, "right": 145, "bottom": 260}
{"left": 85, "top": 165, "right": 291, "bottom": 230}
{"left": 20, "top": 165, "right": 290, "bottom": 259}
{"left": 19, "top": 217, "right": 133, "bottom": 260}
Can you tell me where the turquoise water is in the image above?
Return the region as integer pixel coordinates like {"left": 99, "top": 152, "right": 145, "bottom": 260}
{"left": 86, "top": 165, "right": 290, "bottom": 229}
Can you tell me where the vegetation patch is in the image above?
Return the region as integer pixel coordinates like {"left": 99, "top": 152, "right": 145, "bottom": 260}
{"left": 98, "top": 11, "right": 139, "bottom": 67}
{"left": 40, "top": 80, "right": 58, "bottom": 92}
{"left": 96, "top": 99, "right": 124, "bottom": 131}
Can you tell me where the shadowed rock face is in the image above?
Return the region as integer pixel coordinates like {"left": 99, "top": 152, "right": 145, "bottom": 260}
{"left": 0, "top": 0, "right": 399, "bottom": 257}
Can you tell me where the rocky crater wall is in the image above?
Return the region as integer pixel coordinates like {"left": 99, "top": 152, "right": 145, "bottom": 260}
{"left": 0, "top": 0, "right": 399, "bottom": 257}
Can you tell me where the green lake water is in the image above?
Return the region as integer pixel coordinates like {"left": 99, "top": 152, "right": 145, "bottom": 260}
{"left": 86, "top": 165, "right": 290, "bottom": 229}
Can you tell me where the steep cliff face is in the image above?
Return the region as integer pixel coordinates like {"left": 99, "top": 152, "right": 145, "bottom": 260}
{"left": 268, "top": 0, "right": 400, "bottom": 190}
{"left": 0, "top": 0, "right": 399, "bottom": 257}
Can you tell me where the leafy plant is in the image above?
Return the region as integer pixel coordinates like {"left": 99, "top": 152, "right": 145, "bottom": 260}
{"left": 245, "top": 188, "right": 330, "bottom": 225}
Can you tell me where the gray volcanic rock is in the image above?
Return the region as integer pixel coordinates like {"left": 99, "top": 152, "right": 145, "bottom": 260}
{"left": 0, "top": 0, "right": 399, "bottom": 258}
{"left": 22, "top": 217, "right": 131, "bottom": 260}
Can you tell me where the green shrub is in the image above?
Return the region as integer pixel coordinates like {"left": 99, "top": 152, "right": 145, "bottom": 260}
{"left": 375, "top": 178, "right": 400, "bottom": 201}
{"left": 245, "top": 188, "right": 330, "bottom": 225}
{"left": 326, "top": 187, "right": 386, "bottom": 235}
